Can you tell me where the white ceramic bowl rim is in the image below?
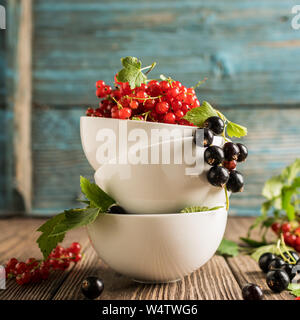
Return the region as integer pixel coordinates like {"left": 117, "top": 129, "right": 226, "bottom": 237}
{"left": 104, "top": 207, "right": 225, "bottom": 217}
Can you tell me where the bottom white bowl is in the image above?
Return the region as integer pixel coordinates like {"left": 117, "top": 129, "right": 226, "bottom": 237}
{"left": 86, "top": 207, "right": 227, "bottom": 283}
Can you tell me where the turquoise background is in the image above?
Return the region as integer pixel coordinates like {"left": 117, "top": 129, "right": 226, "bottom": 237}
{"left": 1, "top": 0, "right": 300, "bottom": 215}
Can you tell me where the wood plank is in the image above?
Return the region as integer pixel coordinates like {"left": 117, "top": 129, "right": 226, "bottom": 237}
{"left": 224, "top": 217, "right": 294, "bottom": 300}
{"left": 30, "top": 106, "right": 300, "bottom": 215}
{"left": 32, "top": 0, "right": 300, "bottom": 106}
{"left": 0, "top": 218, "right": 90, "bottom": 300}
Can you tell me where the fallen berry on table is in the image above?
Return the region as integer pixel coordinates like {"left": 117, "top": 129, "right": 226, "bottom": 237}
{"left": 266, "top": 269, "right": 290, "bottom": 293}
{"left": 81, "top": 276, "right": 104, "bottom": 300}
{"left": 242, "top": 283, "right": 263, "bottom": 300}
{"left": 258, "top": 252, "right": 276, "bottom": 273}
{"left": 268, "top": 257, "right": 285, "bottom": 271}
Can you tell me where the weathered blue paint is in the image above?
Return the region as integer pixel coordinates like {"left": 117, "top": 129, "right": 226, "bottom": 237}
{"left": 32, "top": 0, "right": 300, "bottom": 106}
{"left": 2, "top": 0, "right": 300, "bottom": 216}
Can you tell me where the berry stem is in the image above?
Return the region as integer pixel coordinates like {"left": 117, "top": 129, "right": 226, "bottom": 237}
{"left": 143, "top": 62, "right": 157, "bottom": 75}
{"left": 192, "top": 77, "right": 208, "bottom": 89}
{"left": 224, "top": 186, "right": 229, "bottom": 211}
{"left": 280, "top": 234, "right": 297, "bottom": 264}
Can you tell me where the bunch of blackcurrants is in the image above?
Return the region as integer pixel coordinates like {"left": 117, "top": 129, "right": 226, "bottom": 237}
{"left": 242, "top": 250, "right": 300, "bottom": 300}
{"left": 193, "top": 116, "right": 248, "bottom": 192}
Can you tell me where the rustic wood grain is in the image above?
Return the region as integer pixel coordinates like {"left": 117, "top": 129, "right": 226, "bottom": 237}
{"left": 29, "top": 106, "right": 300, "bottom": 215}
{"left": 0, "top": 217, "right": 295, "bottom": 300}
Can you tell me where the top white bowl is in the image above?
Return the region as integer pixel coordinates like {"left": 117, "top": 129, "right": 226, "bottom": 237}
{"left": 80, "top": 117, "right": 228, "bottom": 214}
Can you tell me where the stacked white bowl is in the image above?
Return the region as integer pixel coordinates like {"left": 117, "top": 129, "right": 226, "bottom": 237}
{"left": 80, "top": 117, "right": 228, "bottom": 283}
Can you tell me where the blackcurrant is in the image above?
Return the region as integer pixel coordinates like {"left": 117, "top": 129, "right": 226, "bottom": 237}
{"left": 107, "top": 205, "right": 126, "bottom": 214}
{"left": 204, "top": 116, "right": 224, "bottom": 135}
{"left": 226, "top": 171, "right": 244, "bottom": 193}
{"left": 258, "top": 252, "right": 276, "bottom": 273}
{"left": 237, "top": 143, "right": 248, "bottom": 162}
{"left": 242, "top": 283, "right": 264, "bottom": 300}
{"left": 223, "top": 142, "right": 240, "bottom": 161}
{"left": 81, "top": 276, "right": 104, "bottom": 299}
{"left": 266, "top": 270, "right": 290, "bottom": 293}
{"left": 268, "top": 257, "right": 285, "bottom": 271}
{"left": 193, "top": 128, "right": 214, "bottom": 147}
{"left": 204, "top": 146, "right": 224, "bottom": 166}
{"left": 207, "top": 166, "right": 229, "bottom": 187}
{"left": 280, "top": 264, "right": 297, "bottom": 281}
{"left": 282, "top": 251, "right": 299, "bottom": 263}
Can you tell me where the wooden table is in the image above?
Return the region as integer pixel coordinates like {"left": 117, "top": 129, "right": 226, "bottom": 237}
{"left": 0, "top": 217, "right": 294, "bottom": 300}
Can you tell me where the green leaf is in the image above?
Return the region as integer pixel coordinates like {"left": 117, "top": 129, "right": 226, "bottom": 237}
{"left": 288, "top": 283, "right": 300, "bottom": 297}
{"left": 36, "top": 213, "right": 66, "bottom": 259}
{"left": 217, "top": 239, "right": 239, "bottom": 257}
{"left": 226, "top": 121, "right": 247, "bottom": 138}
{"left": 281, "top": 158, "right": 300, "bottom": 184}
{"left": 80, "top": 176, "right": 114, "bottom": 212}
{"left": 262, "top": 175, "right": 284, "bottom": 200}
{"left": 50, "top": 208, "right": 100, "bottom": 236}
{"left": 183, "top": 101, "right": 218, "bottom": 127}
{"left": 281, "top": 186, "right": 296, "bottom": 221}
{"left": 251, "top": 244, "right": 293, "bottom": 262}
{"left": 240, "top": 237, "right": 267, "bottom": 248}
{"left": 116, "top": 57, "right": 147, "bottom": 89}
{"left": 180, "top": 206, "right": 223, "bottom": 213}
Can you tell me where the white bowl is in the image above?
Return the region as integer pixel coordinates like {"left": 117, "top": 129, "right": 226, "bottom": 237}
{"left": 81, "top": 117, "right": 228, "bottom": 214}
{"left": 87, "top": 207, "right": 227, "bottom": 283}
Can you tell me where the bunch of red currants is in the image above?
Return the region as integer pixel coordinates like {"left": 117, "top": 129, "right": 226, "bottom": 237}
{"left": 86, "top": 77, "right": 200, "bottom": 125}
{"left": 271, "top": 222, "right": 300, "bottom": 252}
{"left": 4, "top": 242, "right": 82, "bottom": 285}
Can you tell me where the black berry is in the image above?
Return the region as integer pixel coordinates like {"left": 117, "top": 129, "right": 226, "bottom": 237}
{"left": 207, "top": 166, "right": 229, "bottom": 187}
{"left": 266, "top": 270, "right": 290, "bottom": 293}
{"left": 204, "top": 116, "right": 224, "bottom": 135}
{"left": 237, "top": 143, "right": 248, "bottom": 162}
{"left": 81, "top": 276, "right": 104, "bottom": 299}
{"left": 107, "top": 205, "right": 126, "bottom": 214}
{"left": 223, "top": 142, "right": 240, "bottom": 161}
{"left": 242, "top": 283, "right": 263, "bottom": 300}
{"left": 268, "top": 257, "right": 285, "bottom": 271}
{"left": 204, "top": 146, "right": 224, "bottom": 166}
{"left": 280, "top": 264, "right": 297, "bottom": 281}
{"left": 226, "top": 171, "right": 244, "bottom": 193}
{"left": 193, "top": 128, "right": 214, "bottom": 147}
{"left": 258, "top": 252, "right": 276, "bottom": 273}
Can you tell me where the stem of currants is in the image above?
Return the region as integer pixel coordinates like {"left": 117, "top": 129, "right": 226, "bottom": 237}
{"left": 224, "top": 186, "right": 229, "bottom": 211}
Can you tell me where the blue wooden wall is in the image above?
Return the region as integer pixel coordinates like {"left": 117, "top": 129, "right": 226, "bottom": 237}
{"left": 1, "top": 0, "right": 300, "bottom": 215}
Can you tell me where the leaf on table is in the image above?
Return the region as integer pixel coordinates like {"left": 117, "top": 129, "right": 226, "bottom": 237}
{"left": 240, "top": 237, "right": 267, "bottom": 248}
{"left": 36, "top": 213, "right": 66, "bottom": 259}
{"left": 288, "top": 283, "right": 300, "bottom": 297}
{"left": 217, "top": 239, "right": 239, "bottom": 257}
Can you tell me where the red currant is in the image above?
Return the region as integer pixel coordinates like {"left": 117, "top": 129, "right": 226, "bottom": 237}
{"left": 174, "top": 110, "right": 184, "bottom": 120}
{"left": 15, "top": 262, "right": 27, "bottom": 274}
{"left": 96, "top": 80, "right": 105, "bottom": 88}
{"left": 168, "top": 87, "right": 180, "bottom": 98}
{"left": 282, "top": 222, "right": 291, "bottom": 233}
{"left": 271, "top": 222, "right": 281, "bottom": 234}
{"left": 156, "top": 102, "right": 169, "bottom": 114}
{"left": 6, "top": 258, "right": 18, "bottom": 271}
{"left": 86, "top": 107, "right": 94, "bottom": 117}
{"left": 144, "top": 99, "right": 156, "bottom": 110}
{"left": 119, "top": 108, "right": 132, "bottom": 119}
{"left": 69, "top": 242, "right": 81, "bottom": 255}
{"left": 163, "top": 112, "right": 176, "bottom": 124}
{"left": 129, "top": 100, "right": 139, "bottom": 109}
{"left": 193, "top": 99, "right": 200, "bottom": 108}
{"left": 136, "top": 91, "right": 148, "bottom": 99}
{"left": 73, "top": 254, "right": 82, "bottom": 263}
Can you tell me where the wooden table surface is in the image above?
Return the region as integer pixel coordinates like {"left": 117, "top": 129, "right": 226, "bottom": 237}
{"left": 0, "top": 217, "right": 294, "bottom": 300}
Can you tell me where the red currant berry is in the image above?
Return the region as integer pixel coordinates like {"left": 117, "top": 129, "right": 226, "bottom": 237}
{"left": 95, "top": 80, "right": 105, "bottom": 88}
{"left": 177, "top": 92, "right": 187, "bottom": 103}
{"left": 118, "top": 108, "right": 132, "bottom": 119}
{"left": 6, "top": 258, "right": 18, "bottom": 271}
{"left": 193, "top": 99, "right": 200, "bottom": 108}
{"left": 129, "top": 100, "right": 139, "bottom": 109}
{"left": 185, "top": 94, "right": 196, "bottom": 105}
{"left": 181, "top": 104, "right": 191, "bottom": 114}
{"left": 295, "top": 227, "right": 300, "bottom": 237}
{"left": 86, "top": 107, "right": 94, "bottom": 117}
{"left": 294, "top": 236, "right": 300, "bottom": 247}
{"left": 69, "top": 242, "right": 81, "bottom": 255}
{"left": 282, "top": 222, "right": 291, "bottom": 233}
{"left": 136, "top": 91, "right": 148, "bottom": 99}
{"left": 173, "top": 81, "right": 182, "bottom": 88}
{"left": 160, "top": 81, "right": 171, "bottom": 93}
{"left": 163, "top": 112, "right": 176, "bottom": 124}
{"left": 286, "top": 234, "right": 297, "bottom": 246}
{"left": 187, "top": 88, "right": 196, "bottom": 95}
{"left": 156, "top": 102, "right": 169, "bottom": 114}
{"left": 144, "top": 99, "right": 156, "bottom": 110}
{"left": 15, "top": 262, "right": 27, "bottom": 274}
{"left": 223, "top": 160, "right": 237, "bottom": 171}
{"left": 21, "top": 272, "right": 31, "bottom": 284}
{"left": 73, "top": 254, "right": 82, "bottom": 263}
{"left": 168, "top": 87, "right": 180, "bottom": 98}
{"left": 174, "top": 110, "right": 184, "bottom": 120}
{"left": 16, "top": 274, "right": 24, "bottom": 285}
{"left": 271, "top": 222, "right": 281, "bottom": 234}
{"left": 114, "top": 74, "right": 122, "bottom": 85}
{"left": 171, "top": 100, "right": 182, "bottom": 111}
